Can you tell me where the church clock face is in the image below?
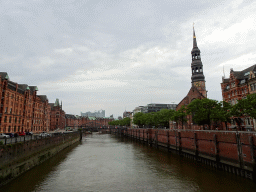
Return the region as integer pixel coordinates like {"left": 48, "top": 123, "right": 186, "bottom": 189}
{"left": 194, "top": 82, "right": 201, "bottom": 87}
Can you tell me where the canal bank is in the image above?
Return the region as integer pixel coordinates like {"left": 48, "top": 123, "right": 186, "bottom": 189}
{"left": 0, "top": 132, "right": 81, "bottom": 186}
{"left": 110, "top": 128, "right": 256, "bottom": 181}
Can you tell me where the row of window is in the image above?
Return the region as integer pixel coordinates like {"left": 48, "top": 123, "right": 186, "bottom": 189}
{"left": 0, "top": 125, "right": 46, "bottom": 133}
{"left": 228, "top": 96, "right": 247, "bottom": 105}
{"left": 4, "top": 116, "right": 22, "bottom": 123}
{"left": 231, "top": 118, "right": 252, "bottom": 126}
{"left": 192, "top": 67, "right": 203, "bottom": 73}
{"left": 227, "top": 88, "right": 247, "bottom": 98}
{"left": 192, "top": 54, "right": 201, "bottom": 60}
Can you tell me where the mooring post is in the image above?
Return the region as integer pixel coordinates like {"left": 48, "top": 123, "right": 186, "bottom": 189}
{"left": 236, "top": 132, "right": 244, "bottom": 169}
{"left": 178, "top": 132, "right": 182, "bottom": 154}
{"left": 175, "top": 130, "right": 178, "bottom": 151}
{"left": 167, "top": 131, "right": 170, "bottom": 151}
{"left": 79, "top": 129, "right": 82, "bottom": 141}
{"left": 155, "top": 130, "right": 158, "bottom": 147}
{"left": 249, "top": 136, "right": 256, "bottom": 181}
{"left": 194, "top": 132, "right": 198, "bottom": 159}
{"left": 214, "top": 134, "right": 219, "bottom": 167}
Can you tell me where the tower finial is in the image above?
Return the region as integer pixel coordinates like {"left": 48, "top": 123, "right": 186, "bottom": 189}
{"left": 193, "top": 25, "right": 198, "bottom": 48}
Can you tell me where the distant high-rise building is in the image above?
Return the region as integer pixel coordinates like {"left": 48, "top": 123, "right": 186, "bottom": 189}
{"left": 140, "top": 103, "right": 177, "bottom": 113}
{"left": 81, "top": 110, "right": 105, "bottom": 118}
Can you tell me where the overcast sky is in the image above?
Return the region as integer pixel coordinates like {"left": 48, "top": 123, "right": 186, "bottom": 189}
{"left": 1, "top": 0, "right": 256, "bottom": 118}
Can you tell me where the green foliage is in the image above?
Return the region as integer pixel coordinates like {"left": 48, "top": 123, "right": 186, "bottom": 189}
{"left": 108, "top": 117, "right": 131, "bottom": 126}
{"left": 232, "top": 93, "right": 256, "bottom": 118}
{"left": 171, "top": 106, "right": 187, "bottom": 129}
{"left": 132, "top": 109, "right": 175, "bottom": 128}
{"left": 187, "top": 98, "right": 226, "bottom": 129}
{"left": 230, "top": 94, "right": 256, "bottom": 129}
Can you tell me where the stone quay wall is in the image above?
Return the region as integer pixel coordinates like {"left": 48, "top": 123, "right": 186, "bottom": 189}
{"left": 111, "top": 128, "right": 256, "bottom": 180}
{"left": 0, "top": 132, "right": 80, "bottom": 186}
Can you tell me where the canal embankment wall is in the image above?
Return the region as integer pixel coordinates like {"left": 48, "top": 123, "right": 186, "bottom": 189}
{"left": 0, "top": 132, "right": 81, "bottom": 186}
{"left": 111, "top": 128, "right": 256, "bottom": 180}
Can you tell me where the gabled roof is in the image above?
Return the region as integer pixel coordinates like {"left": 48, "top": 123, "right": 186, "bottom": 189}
{"left": 37, "top": 95, "right": 48, "bottom": 102}
{"left": 49, "top": 103, "right": 54, "bottom": 109}
{"left": 65, "top": 114, "right": 76, "bottom": 119}
{"left": 222, "top": 78, "right": 230, "bottom": 83}
{"left": 18, "top": 84, "right": 30, "bottom": 90}
{"left": 0, "top": 72, "right": 9, "bottom": 80}
{"left": 232, "top": 64, "right": 256, "bottom": 80}
{"left": 29, "top": 86, "right": 38, "bottom": 93}
{"left": 177, "top": 86, "right": 206, "bottom": 108}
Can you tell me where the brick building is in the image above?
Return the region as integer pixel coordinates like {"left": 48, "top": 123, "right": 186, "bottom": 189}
{"left": 170, "top": 27, "right": 208, "bottom": 130}
{"left": 221, "top": 64, "right": 256, "bottom": 131}
{"left": 66, "top": 114, "right": 114, "bottom": 129}
{"left": 49, "top": 99, "right": 65, "bottom": 131}
{"left": 65, "top": 114, "right": 79, "bottom": 129}
{"left": 0, "top": 73, "right": 51, "bottom": 133}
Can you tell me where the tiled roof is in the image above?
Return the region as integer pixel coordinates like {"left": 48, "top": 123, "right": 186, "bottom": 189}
{"left": 65, "top": 114, "right": 76, "bottom": 119}
{"left": 0, "top": 72, "right": 9, "bottom": 80}
{"left": 37, "top": 95, "right": 48, "bottom": 102}
{"left": 233, "top": 64, "right": 256, "bottom": 80}
{"left": 29, "top": 86, "right": 38, "bottom": 93}
{"left": 222, "top": 78, "right": 230, "bottom": 83}
{"left": 18, "top": 84, "right": 30, "bottom": 90}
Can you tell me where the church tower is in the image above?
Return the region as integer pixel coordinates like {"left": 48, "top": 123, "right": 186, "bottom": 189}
{"left": 191, "top": 26, "right": 207, "bottom": 97}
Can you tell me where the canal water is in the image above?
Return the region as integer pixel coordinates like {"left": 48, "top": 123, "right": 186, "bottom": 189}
{"left": 1, "top": 133, "right": 256, "bottom": 192}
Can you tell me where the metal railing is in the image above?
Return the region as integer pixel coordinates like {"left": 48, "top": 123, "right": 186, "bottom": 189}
{"left": 0, "top": 131, "right": 79, "bottom": 145}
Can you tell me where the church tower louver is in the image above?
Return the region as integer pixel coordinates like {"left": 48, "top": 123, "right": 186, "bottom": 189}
{"left": 191, "top": 26, "right": 207, "bottom": 97}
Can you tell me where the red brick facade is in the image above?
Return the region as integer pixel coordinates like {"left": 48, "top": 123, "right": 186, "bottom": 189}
{"left": 66, "top": 115, "right": 114, "bottom": 129}
{"left": 221, "top": 65, "right": 256, "bottom": 131}
{"left": 170, "top": 87, "right": 206, "bottom": 130}
{"left": 49, "top": 99, "right": 65, "bottom": 131}
{"left": 0, "top": 73, "right": 51, "bottom": 133}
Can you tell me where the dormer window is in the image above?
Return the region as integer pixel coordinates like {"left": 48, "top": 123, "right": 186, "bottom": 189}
{"left": 240, "top": 79, "right": 245, "bottom": 84}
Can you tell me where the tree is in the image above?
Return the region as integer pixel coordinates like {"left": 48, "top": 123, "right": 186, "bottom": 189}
{"left": 133, "top": 112, "right": 145, "bottom": 127}
{"left": 231, "top": 93, "right": 256, "bottom": 129}
{"left": 187, "top": 98, "right": 224, "bottom": 129}
{"left": 171, "top": 105, "right": 187, "bottom": 129}
{"left": 108, "top": 117, "right": 131, "bottom": 127}
{"left": 219, "top": 101, "right": 232, "bottom": 130}
{"left": 157, "top": 109, "right": 175, "bottom": 128}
